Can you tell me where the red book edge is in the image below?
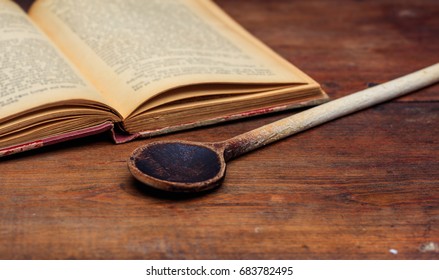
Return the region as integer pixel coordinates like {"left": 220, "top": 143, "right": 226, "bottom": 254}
{"left": 0, "top": 122, "right": 115, "bottom": 157}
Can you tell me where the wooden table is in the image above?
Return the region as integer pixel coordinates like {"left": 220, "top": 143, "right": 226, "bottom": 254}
{"left": 2, "top": 0, "right": 438, "bottom": 260}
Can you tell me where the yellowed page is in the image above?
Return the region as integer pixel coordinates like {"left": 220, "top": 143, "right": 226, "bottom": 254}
{"left": 124, "top": 84, "right": 322, "bottom": 133}
{"left": 0, "top": 0, "right": 109, "bottom": 122}
{"left": 29, "top": 0, "right": 311, "bottom": 118}
{"left": 130, "top": 84, "right": 286, "bottom": 115}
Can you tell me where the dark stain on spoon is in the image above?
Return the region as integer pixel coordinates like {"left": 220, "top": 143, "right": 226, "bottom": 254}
{"left": 132, "top": 142, "right": 222, "bottom": 183}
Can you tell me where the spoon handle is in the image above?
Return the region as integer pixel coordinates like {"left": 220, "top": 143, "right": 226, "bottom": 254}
{"left": 222, "top": 63, "right": 439, "bottom": 160}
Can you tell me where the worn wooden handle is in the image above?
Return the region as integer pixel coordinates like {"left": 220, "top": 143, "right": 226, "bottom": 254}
{"left": 223, "top": 63, "right": 439, "bottom": 160}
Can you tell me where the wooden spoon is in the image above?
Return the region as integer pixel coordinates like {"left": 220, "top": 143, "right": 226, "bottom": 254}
{"left": 128, "top": 63, "right": 439, "bottom": 192}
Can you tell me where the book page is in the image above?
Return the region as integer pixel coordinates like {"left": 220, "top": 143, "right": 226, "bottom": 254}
{"left": 0, "top": 0, "right": 108, "bottom": 121}
{"left": 30, "top": 0, "right": 311, "bottom": 118}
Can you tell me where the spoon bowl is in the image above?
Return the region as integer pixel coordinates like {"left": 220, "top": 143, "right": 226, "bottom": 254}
{"left": 128, "top": 140, "right": 227, "bottom": 192}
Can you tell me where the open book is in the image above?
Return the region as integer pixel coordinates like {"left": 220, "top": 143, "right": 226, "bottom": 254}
{"left": 0, "top": 0, "right": 327, "bottom": 156}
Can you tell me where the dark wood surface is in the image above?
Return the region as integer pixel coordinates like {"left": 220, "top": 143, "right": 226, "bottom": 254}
{"left": 2, "top": 0, "right": 438, "bottom": 260}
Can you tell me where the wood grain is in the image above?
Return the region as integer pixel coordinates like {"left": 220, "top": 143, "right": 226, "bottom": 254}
{"left": 1, "top": 0, "right": 438, "bottom": 259}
